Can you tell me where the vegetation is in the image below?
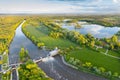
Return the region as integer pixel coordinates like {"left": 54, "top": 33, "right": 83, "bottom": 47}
{"left": 0, "top": 16, "right": 22, "bottom": 54}
{"left": 2, "top": 71, "right": 11, "bottom": 80}
{"left": 22, "top": 23, "right": 77, "bottom": 50}
{"left": 18, "top": 48, "right": 52, "bottom": 80}
{"left": 19, "top": 48, "right": 30, "bottom": 62}
{"left": 19, "top": 60, "right": 52, "bottom": 80}
{"left": 0, "top": 15, "right": 120, "bottom": 80}
{"left": 22, "top": 16, "right": 120, "bottom": 79}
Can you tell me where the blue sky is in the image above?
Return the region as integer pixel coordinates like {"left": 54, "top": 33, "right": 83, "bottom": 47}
{"left": 0, "top": 0, "right": 120, "bottom": 14}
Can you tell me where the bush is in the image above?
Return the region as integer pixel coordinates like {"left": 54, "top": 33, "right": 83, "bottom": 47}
{"left": 37, "top": 42, "right": 45, "bottom": 48}
{"left": 105, "top": 71, "right": 112, "bottom": 76}
{"left": 113, "top": 72, "right": 119, "bottom": 77}
{"left": 82, "top": 62, "right": 92, "bottom": 69}
{"left": 99, "top": 67, "right": 106, "bottom": 73}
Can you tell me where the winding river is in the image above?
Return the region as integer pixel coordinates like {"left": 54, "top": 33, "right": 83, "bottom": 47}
{"left": 9, "top": 21, "right": 107, "bottom": 80}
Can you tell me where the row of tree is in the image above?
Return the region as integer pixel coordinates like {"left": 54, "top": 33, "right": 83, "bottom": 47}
{"left": 0, "top": 16, "right": 23, "bottom": 54}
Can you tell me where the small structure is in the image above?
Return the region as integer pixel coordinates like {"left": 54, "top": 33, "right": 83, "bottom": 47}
{"left": 48, "top": 47, "right": 60, "bottom": 57}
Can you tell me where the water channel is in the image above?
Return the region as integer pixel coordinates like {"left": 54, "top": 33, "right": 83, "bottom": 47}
{"left": 8, "top": 21, "right": 107, "bottom": 80}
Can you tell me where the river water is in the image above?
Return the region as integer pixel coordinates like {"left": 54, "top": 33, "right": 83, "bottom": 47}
{"left": 8, "top": 21, "right": 107, "bottom": 80}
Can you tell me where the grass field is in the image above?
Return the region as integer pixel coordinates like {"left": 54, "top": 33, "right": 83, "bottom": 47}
{"left": 98, "top": 48, "right": 120, "bottom": 58}
{"left": 25, "top": 25, "right": 78, "bottom": 49}
{"left": 24, "top": 23, "right": 120, "bottom": 76}
{"left": 67, "top": 48, "right": 120, "bottom": 74}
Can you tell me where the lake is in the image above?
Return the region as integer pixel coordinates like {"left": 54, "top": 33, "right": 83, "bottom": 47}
{"left": 62, "top": 21, "right": 120, "bottom": 38}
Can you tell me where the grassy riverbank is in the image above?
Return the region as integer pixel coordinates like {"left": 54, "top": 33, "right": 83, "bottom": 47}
{"left": 22, "top": 18, "right": 120, "bottom": 79}
{"left": 23, "top": 24, "right": 77, "bottom": 49}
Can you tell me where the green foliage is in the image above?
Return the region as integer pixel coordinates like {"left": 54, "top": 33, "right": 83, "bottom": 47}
{"left": 37, "top": 42, "right": 45, "bottom": 48}
{"left": 82, "top": 62, "right": 92, "bottom": 69}
{"left": 0, "top": 16, "right": 22, "bottom": 54}
{"left": 111, "top": 35, "right": 118, "bottom": 43}
{"left": 2, "top": 71, "right": 11, "bottom": 80}
{"left": 98, "top": 67, "right": 106, "bottom": 73}
{"left": 49, "top": 31, "right": 63, "bottom": 39}
{"left": 19, "top": 48, "right": 29, "bottom": 62}
{"left": 66, "top": 48, "right": 120, "bottom": 75}
{"left": 22, "top": 16, "right": 120, "bottom": 79}
{"left": 19, "top": 60, "right": 52, "bottom": 80}
{"left": 22, "top": 24, "right": 77, "bottom": 49}
{"left": 113, "top": 72, "right": 119, "bottom": 77}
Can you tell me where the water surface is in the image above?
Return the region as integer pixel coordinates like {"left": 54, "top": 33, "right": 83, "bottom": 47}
{"left": 9, "top": 21, "right": 107, "bottom": 80}
{"left": 62, "top": 22, "right": 120, "bottom": 38}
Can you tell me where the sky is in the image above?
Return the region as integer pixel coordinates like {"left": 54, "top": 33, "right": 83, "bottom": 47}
{"left": 0, "top": 0, "right": 120, "bottom": 14}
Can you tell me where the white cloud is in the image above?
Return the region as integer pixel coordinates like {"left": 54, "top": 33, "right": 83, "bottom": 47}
{"left": 113, "top": 0, "right": 120, "bottom": 3}
{"left": 0, "top": 0, "right": 120, "bottom": 14}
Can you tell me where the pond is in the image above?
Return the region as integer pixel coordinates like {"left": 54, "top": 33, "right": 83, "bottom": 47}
{"left": 62, "top": 22, "right": 120, "bottom": 38}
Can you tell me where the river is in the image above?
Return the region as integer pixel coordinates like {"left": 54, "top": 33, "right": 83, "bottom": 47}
{"left": 8, "top": 21, "right": 107, "bottom": 80}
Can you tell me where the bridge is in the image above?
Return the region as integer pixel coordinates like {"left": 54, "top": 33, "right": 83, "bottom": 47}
{"left": 0, "top": 48, "right": 60, "bottom": 80}
{"left": 1, "top": 47, "right": 59, "bottom": 72}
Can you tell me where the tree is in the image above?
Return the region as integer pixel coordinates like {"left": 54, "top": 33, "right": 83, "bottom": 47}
{"left": 75, "top": 23, "right": 82, "bottom": 28}
{"left": 111, "top": 35, "right": 118, "bottom": 43}
{"left": 90, "top": 41, "right": 95, "bottom": 48}
{"left": 77, "top": 34, "right": 87, "bottom": 45}
{"left": 19, "top": 48, "right": 29, "bottom": 62}
{"left": 110, "top": 43, "right": 114, "bottom": 50}
{"left": 37, "top": 42, "right": 44, "bottom": 48}
{"left": 19, "top": 60, "right": 52, "bottom": 80}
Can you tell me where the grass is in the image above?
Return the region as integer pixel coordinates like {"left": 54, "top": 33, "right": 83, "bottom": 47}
{"left": 25, "top": 25, "right": 78, "bottom": 49}
{"left": 97, "top": 48, "right": 106, "bottom": 53}
{"left": 108, "top": 50, "right": 120, "bottom": 58}
{"left": 97, "top": 48, "right": 120, "bottom": 58}
{"left": 24, "top": 23, "right": 120, "bottom": 76}
{"left": 68, "top": 48, "right": 120, "bottom": 74}
{"left": 2, "top": 53, "right": 9, "bottom": 71}
{"left": 2, "top": 53, "right": 8, "bottom": 64}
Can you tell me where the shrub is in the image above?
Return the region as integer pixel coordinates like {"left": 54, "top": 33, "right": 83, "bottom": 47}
{"left": 37, "top": 42, "right": 45, "bottom": 48}
{"left": 113, "top": 72, "right": 119, "bottom": 77}
{"left": 82, "top": 62, "right": 92, "bottom": 69}
{"left": 99, "top": 67, "right": 106, "bottom": 73}
{"left": 68, "top": 57, "right": 74, "bottom": 63}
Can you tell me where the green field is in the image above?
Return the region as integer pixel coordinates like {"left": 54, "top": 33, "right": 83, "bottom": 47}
{"left": 25, "top": 25, "right": 78, "bottom": 49}
{"left": 23, "top": 22, "right": 120, "bottom": 77}
{"left": 67, "top": 48, "right": 120, "bottom": 74}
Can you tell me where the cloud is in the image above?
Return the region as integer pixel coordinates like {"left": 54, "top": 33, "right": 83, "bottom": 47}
{"left": 0, "top": 0, "right": 120, "bottom": 14}
{"left": 113, "top": 0, "right": 120, "bottom": 3}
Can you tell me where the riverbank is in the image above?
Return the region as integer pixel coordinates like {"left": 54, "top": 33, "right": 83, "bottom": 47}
{"left": 22, "top": 20, "right": 115, "bottom": 79}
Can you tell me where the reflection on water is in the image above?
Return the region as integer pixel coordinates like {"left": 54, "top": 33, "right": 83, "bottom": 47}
{"left": 9, "top": 21, "right": 48, "bottom": 64}
{"left": 62, "top": 22, "right": 120, "bottom": 38}
{"left": 9, "top": 21, "right": 107, "bottom": 80}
